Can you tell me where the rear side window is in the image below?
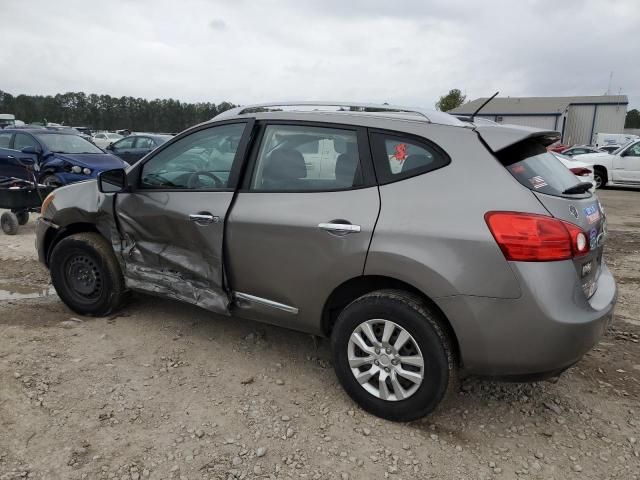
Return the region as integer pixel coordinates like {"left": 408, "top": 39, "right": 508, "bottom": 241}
{"left": 135, "top": 137, "right": 154, "bottom": 149}
{"left": 497, "top": 139, "right": 584, "bottom": 197}
{"left": 0, "top": 132, "right": 12, "bottom": 148}
{"left": 114, "top": 137, "right": 135, "bottom": 149}
{"left": 369, "top": 132, "right": 450, "bottom": 184}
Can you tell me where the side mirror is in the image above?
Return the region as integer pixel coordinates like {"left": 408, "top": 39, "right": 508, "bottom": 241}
{"left": 98, "top": 168, "right": 127, "bottom": 193}
{"left": 21, "top": 146, "right": 40, "bottom": 155}
{"left": 106, "top": 144, "right": 114, "bottom": 150}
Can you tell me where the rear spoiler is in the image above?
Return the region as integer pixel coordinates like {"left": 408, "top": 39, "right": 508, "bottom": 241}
{"left": 475, "top": 124, "right": 560, "bottom": 152}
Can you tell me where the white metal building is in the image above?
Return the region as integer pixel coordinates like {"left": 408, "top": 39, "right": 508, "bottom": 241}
{"left": 450, "top": 95, "right": 628, "bottom": 146}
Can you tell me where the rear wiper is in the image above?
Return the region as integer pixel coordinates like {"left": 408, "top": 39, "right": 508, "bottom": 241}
{"left": 562, "top": 182, "right": 592, "bottom": 194}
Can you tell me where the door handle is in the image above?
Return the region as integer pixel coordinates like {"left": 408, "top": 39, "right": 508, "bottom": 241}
{"left": 318, "top": 222, "right": 361, "bottom": 234}
{"left": 189, "top": 213, "right": 220, "bottom": 225}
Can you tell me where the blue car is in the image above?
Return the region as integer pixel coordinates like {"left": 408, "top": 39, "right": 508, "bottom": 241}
{"left": 0, "top": 128, "right": 128, "bottom": 187}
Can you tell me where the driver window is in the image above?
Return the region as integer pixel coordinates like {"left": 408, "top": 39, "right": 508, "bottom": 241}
{"left": 627, "top": 143, "right": 640, "bottom": 157}
{"left": 140, "top": 123, "right": 246, "bottom": 190}
{"left": 114, "top": 137, "right": 135, "bottom": 150}
{"left": 14, "top": 133, "right": 39, "bottom": 151}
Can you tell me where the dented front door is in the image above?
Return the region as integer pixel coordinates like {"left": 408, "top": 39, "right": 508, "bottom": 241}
{"left": 114, "top": 121, "right": 252, "bottom": 314}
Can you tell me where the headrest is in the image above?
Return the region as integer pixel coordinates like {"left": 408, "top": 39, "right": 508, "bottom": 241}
{"left": 401, "top": 154, "right": 430, "bottom": 172}
{"left": 263, "top": 148, "right": 307, "bottom": 180}
{"left": 334, "top": 138, "right": 358, "bottom": 155}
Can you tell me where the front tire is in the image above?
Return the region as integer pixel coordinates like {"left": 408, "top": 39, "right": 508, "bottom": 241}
{"left": 49, "top": 232, "right": 126, "bottom": 316}
{"left": 593, "top": 167, "right": 607, "bottom": 189}
{"left": 331, "top": 289, "right": 456, "bottom": 422}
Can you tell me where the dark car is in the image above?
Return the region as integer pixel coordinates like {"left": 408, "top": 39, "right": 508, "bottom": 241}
{"left": 0, "top": 129, "right": 128, "bottom": 187}
{"left": 106, "top": 134, "right": 173, "bottom": 164}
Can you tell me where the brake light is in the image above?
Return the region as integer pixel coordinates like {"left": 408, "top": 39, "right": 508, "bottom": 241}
{"left": 485, "top": 212, "right": 589, "bottom": 261}
{"left": 570, "top": 167, "right": 592, "bottom": 176}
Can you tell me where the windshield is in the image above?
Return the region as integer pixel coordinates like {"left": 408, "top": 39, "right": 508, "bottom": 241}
{"left": 35, "top": 133, "right": 104, "bottom": 154}
{"left": 498, "top": 138, "right": 589, "bottom": 197}
{"left": 612, "top": 141, "right": 634, "bottom": 155}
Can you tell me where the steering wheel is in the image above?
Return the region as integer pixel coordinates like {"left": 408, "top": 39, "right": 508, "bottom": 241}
{"left": 187, "top": 171, "right": 225, "bottom": 189}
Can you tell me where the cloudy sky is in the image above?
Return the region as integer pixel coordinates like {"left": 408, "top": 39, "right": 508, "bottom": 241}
{"left": 1, "top": 0, "right": 638, "bottom": 109}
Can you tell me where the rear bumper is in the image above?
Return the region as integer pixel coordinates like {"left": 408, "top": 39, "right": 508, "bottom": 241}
{"left": 437, "top": 260, "right": 616, "bottom": 376}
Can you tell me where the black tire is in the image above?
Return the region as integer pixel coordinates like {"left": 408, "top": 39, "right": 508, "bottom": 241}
{"left": 15, "top": 211, "right": 29, "bottom": 225}
{"left": 1, "top": 211, "right": 19, "bottom": 235}
{"left": 593, "top": 167, "right": 607, "bottom": 189}
{"left": 331, "top": 289, "right": 456, "bottom": 422}
{"left": 49, "top": 232, "right": 126, "bottom": 316}
{"left": 42, "top": 175, "right": 62, "bottom": 188}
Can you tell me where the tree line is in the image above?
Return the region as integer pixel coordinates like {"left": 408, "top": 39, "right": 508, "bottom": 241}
{"left": 0, "top": 90, "right": 236, "bottom": 133}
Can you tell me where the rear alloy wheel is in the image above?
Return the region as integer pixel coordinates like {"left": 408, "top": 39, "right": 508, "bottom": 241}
{"left": 50, "top": 232, "right": 126, "bottom": 316}
{"left": 1, "top": 211, "right": 19, "bottom": 235}
{"left": 347, "top": 319, "right": 425, "bottom": 401}
{"left": 332, "top": 289, "right": 456, "bottom": 422}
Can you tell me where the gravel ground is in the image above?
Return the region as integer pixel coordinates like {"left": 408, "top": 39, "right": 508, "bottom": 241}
{"left": 1, "top": 189, "right": 639, "bottom": 480}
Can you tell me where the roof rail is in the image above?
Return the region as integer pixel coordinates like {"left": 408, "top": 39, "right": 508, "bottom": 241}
{"left": 213, "top": 101, "right": 444, "bottom": 123}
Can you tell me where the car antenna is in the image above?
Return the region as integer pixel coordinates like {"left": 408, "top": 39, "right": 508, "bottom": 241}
{"left": 470, "top": 91, "right": 499, "bottom": 122}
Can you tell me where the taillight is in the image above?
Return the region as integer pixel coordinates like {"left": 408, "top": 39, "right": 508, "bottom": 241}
{"left": 485, "top": 212, "right": 589, "bottom": 261}
{"left": 570, "top": 167, "right": 592, "bottom": 176}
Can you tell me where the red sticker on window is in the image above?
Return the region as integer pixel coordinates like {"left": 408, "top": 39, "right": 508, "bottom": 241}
{"left": 392, "top": 143, "right": 407, "bottom": 162}
{"left": 511, "top": 165, "right": 525, "bottom": 174}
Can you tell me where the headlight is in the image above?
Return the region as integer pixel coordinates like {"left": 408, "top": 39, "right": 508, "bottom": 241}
{"left": 41, "top": 192, "right": 55, "bottom": 217}
{"left": 82, "top": 167, "right": 91, "bottom": 175}
{"left": 71, "top": 165, "right": 82, "bottom": 173}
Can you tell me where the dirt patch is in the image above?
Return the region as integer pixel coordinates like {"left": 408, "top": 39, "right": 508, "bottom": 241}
{"left": 1, "top": 191, "right": 640, "bottom": 480}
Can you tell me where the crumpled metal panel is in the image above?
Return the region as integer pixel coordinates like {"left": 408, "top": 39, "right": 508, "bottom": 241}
{"left": 125, "top": 263, "right": 230, "bottom": 313}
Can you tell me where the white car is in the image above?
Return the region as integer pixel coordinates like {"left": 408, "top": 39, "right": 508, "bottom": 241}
{"left": 552, "top": 152, "right": 596, "bottom": 193}
{"left": 92, "top": 132, "right": 124, "bottom": 149}
{"left": 574, "top": 140, "right": 640, "bottom": 188}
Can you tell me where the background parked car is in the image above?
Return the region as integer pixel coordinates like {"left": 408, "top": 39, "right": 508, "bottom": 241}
{"left": 575, "top": 139, "right": 640, "bottom": 188}
{"left": 92, "top": 132, "right": 123, "bottom": 149}
{"left": 0, "top": 128, "right": 128, "bottom": 187}
{"left": 73, "top": 126, "right": 92, "bottom": 136}
{"left": 561, "top": 146, "right": 603, "bottom": 157}
{"left": 599, "top": 144, "right": 622, "bottom": 154}
{"left": 552, "top": 152, "right": 596, "bottom": 192}
{"left": 547, "top": 142, "right": 570, "bottom": 153}
{"left": 106, "top": 133, "right": 173, "bottom": 163}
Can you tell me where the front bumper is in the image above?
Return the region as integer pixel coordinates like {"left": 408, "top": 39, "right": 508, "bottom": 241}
{"left": 35, "top": 216, "right": 57, "bottom": 266}
{"left": 436, "top": 260, "right": 617, "bottom": 377}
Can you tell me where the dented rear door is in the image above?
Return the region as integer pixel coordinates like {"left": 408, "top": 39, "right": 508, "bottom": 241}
{"left": 115, "top": 120, "right": 253, "bottom": 314}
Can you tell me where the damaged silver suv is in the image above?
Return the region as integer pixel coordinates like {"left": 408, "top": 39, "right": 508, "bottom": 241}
{"left": 36, "top": 102, "right": 616, "bottom": 421}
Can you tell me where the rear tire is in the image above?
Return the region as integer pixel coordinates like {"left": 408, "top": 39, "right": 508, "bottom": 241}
{"left": 331, "top": 289, "right": 456, "bottom": 422}
{"left": 1, "top": 212, "right": 19, "bottom": 235}
{"left": 15, "top": 211, "right": 29, "bottom": 225}
{"left": 593, "top": 167, "right": 607, "bottom": 189}
{"left": 49, "top": 232, "right": 126, "bottom": 316}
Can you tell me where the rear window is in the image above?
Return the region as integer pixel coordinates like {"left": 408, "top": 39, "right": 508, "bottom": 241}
{"left": 369, "top": 132, "right": 450, "bottom": 184}
{"left": 497, "top": 139, "right": 584, "bottom": 197}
